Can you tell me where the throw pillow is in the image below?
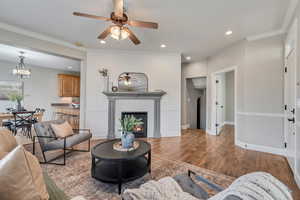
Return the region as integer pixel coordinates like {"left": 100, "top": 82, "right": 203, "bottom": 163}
{"left": 0, "top": 146, "right": 49, "bottom": 200}
{"left": 0, "top": 128, "right": 17, "bottom": 152}
{"left": 51, "top": 121, "right": 74, "bottom": 138}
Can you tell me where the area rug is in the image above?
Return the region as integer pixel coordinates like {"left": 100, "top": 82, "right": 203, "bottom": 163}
{"left": 40, "top": 151, "right": 235, "bottom": 200}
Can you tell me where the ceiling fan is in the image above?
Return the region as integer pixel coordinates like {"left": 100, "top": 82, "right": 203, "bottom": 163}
{"left": 73, "top": 0, "right": 158, "bottom": 45}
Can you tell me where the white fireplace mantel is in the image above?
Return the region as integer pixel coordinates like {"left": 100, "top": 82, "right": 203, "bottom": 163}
{"left": 103, "top": 91, "right": 166, "bottom": 139}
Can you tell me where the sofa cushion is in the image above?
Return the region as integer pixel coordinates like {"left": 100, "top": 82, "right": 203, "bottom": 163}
{"left": 0, "top": 128, "right": 17, "bottom": 152}
{"left": 51, "top": 121, "right": 74, "bottom": 138}
{"left": 0, "top": 146, "right": 41, "bottom": 200}
{"left": 43, "top": 131, "right": 92, "bottom": 152}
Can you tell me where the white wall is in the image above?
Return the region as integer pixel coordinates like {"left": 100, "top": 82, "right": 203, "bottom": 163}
{"left": 207, "top": 35, "right": 284, "bottom": 150}
{"left": 225, "top": 71, "right": 235, "bottom": 123}
{"left": 0, "top": 60, "right": 77, "bottom": 120}
{"left": 181, "top": 61, "right": 207, "bottom": 126}
{"left": 85, "top": 49, "right": 181, "bottom": 138}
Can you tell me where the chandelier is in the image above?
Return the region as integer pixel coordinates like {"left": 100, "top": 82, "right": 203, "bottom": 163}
{"left": 12, "top": 52, "right": 31, "bottom": 79}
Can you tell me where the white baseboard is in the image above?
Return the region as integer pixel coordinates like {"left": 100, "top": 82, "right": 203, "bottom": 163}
{"left": 236, "top": 140, "right": 286, "bottom": 156}
{"left": 206, "top": 129, "right": 217, "bottom": 135}
{"left": 224, "top": 121, "right": 235, "bottom": 125}
{"left": 181, "top": 124, "right": 190, "bottom": 130}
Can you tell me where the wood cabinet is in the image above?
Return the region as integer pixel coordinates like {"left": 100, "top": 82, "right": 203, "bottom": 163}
{"left": 58, "top": 74, "right": 80, "bottom": 97}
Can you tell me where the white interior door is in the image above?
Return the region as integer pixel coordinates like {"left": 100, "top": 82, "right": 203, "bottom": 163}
{"left": 285, "top": 48, "right": 297, "bottom": 172}
{"left": 216, "top": 74, "right": 225, "bottom": 135}
{"left": 284, "top": 19, "right": 298, "bottom": 181}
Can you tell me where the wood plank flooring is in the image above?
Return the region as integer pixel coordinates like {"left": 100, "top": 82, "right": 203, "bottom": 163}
{"left": 144, "top": 125, "right": 300, "bottom": 199}
{"left": 38, "top": 124, "right": 299, "bottom": 198}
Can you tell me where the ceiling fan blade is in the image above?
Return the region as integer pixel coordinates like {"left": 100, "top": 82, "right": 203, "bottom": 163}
{"left": 73, "top": 12, "right": 111, "bottom": 21}
{"left": 113, "top": 0, "right": 124, "bottom": 18}
{"left": 98, "top": 26, "right": 112, "bottom": 39}
{"left": 123, "top": 27, "right": 141, "bottom": 45}
{"left": 127, "top": 20, "right": 158, "bottom": 29}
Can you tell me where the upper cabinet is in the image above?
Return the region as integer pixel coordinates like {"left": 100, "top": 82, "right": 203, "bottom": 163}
{"left": 58, "top": 74, "right": 80, "bottom": 97}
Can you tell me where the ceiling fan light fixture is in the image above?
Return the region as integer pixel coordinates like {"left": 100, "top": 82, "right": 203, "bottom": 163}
{"left": 110, "top": 25, "right": 129, "bottom": 40}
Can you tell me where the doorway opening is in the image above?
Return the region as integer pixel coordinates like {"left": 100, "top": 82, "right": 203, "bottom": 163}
{"left": 186, "top": 77, "right": 207, "bottom": 130}
{"left": 212, "top": 67, "right": 236, "bottom": 136}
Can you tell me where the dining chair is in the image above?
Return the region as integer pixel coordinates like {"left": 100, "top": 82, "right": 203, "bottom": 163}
{"left": 12, "top": 111, "right": 36, "bottom": 139}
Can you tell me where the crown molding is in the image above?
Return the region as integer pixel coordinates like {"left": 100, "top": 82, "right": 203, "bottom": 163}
{"left": 282, "top": 0, "right": 299, "bottom": 31}
{"left": 0, "top": 22, "right": 86, "bottom": 52}
{"left": 246, "top": 0, "right": 299, "bottom": 41}
{"left": 246, "top": 29, "right": 285, "bottom": 41}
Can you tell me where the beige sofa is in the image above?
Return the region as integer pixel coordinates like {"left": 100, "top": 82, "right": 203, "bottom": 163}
{"left": 0, "top": 128, "right": 86, "bottom": 200}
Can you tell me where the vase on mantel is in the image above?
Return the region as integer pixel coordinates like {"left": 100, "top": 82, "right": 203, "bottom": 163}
{"left": 121, "top": 131, "right": 135, "bottom": 149}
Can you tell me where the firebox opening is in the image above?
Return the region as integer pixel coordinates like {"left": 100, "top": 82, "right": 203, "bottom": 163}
{"left": 121, "top": 112, "right": 148, "bottom": 138}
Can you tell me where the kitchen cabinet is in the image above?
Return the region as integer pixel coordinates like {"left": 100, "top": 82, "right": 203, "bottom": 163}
{"left": 58, "top": 74, "right": 80, "bottom": 97}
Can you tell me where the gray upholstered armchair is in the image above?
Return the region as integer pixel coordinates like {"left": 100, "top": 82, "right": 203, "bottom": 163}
{"left": 33, "top": 119, "right": 92, "bottom": 165}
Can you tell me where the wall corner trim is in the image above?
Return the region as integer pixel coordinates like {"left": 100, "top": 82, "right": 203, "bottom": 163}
{"left": 235, "top": 140, "right": 286, "bottom": 156}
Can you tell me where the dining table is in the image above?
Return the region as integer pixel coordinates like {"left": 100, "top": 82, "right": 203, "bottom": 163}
{"left": 0, "top": 112, "right": 44, "bottom": 127}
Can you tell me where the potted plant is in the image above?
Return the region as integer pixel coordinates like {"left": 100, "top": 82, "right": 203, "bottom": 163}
{"left": 7, "top": 92, "right": 23, "bottom": 111}
{"left": 119, "top": 115, "right": 143, "bottom": 149}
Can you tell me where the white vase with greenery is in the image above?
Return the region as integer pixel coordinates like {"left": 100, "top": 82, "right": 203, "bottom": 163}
{"left": 7, "top": 92, "right": 23, "bottom": 111}
{"left": 119, "top": 115, "right": 143, "bottom": 149}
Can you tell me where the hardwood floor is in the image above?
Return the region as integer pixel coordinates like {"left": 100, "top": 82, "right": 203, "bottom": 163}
{"left": 144, "top": 125, "right": 300, "bottom": 199}
{"left": 40, "top": 124, "right": 299, "bottom": 198}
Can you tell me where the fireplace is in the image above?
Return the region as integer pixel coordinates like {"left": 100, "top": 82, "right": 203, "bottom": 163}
{"left": 121, "top": 112, "right": 148, "bottom": 138}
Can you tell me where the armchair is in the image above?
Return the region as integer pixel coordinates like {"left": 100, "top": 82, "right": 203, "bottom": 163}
{"left": 33, "top": 120, "right": 92, "bottom": 165}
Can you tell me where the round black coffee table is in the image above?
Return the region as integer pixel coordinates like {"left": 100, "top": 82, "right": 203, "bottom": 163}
{"left": 91, "top": 139, "right": 151, "bottom": 194}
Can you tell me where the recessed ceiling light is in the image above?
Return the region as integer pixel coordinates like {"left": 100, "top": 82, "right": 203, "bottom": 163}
{"left": 186, "top": 56, "right": 191, "bottom": 60}
{"left": 67, "top": 66, "right": 73, "bottom": 69}
{"left": 160, "top": 44, "right": 166, "bottom": 48}
{"left": 225, "top": 30, "right": 233, "bottom": 36}
{"left": 100, "top": 40, "right": 106, "bottom": 44}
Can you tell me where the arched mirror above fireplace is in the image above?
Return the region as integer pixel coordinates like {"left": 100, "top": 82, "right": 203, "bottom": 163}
{"left": 118, "top": 72, "right": 148, "bottom": 92}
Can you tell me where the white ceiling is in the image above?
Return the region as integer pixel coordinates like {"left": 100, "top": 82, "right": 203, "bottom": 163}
{"left": 0, "top": 44, "right": 81, "bottom": 71}
{"left": 0, "top": 0, "right": 292, "bottom": 62}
